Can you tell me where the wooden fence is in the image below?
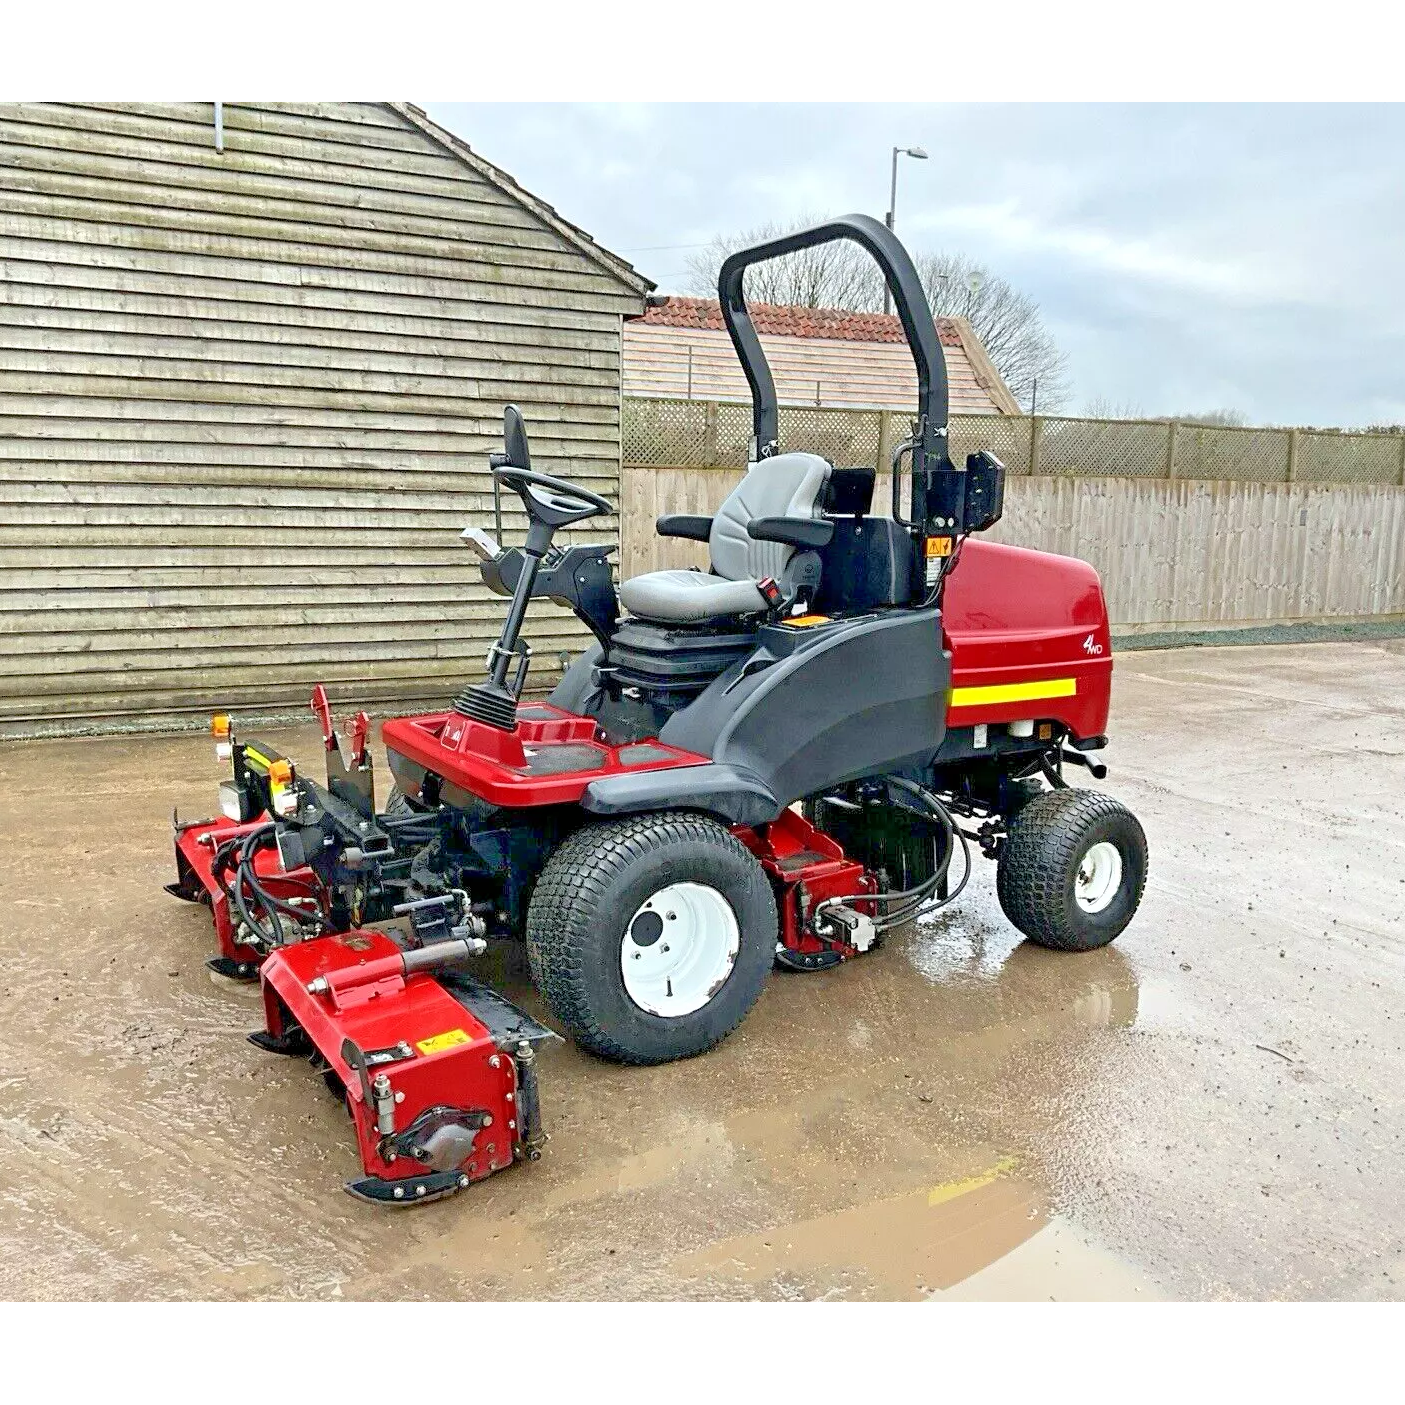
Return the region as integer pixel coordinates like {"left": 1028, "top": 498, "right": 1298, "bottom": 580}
{"left": 621, "top": 463, "right": 1405, "bottom": 633}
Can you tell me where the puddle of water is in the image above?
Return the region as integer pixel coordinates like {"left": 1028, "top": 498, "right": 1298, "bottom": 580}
{"left": 1131, "top": 976, "right": 1199, "bottom": 1032}
{"left": 932, "top": 1215, "right": 1166, "bottom": 1301}
{"left": 674, "top": 1156, "right": 1044, "bottom": 1300}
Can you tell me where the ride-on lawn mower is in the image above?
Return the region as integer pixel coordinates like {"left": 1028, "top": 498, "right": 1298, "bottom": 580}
{"left": 167, "top": 214, "right": 1148, "bottom": 1206}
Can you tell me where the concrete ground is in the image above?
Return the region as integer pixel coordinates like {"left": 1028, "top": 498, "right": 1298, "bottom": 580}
{"left": 1, "top": 639, "right": 1402, "bottom": 1301}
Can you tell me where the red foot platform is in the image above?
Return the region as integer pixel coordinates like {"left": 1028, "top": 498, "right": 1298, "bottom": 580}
{"left": 383, "top": 702, "right": 709, "bottom": 808}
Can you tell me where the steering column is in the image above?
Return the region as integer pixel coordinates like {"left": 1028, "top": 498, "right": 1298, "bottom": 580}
{"left": 453, "top": 408, "right": 612, "bottom": 730}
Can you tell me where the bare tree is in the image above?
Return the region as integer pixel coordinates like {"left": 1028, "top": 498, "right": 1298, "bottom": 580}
{"left": 1083, "top": 395, "right": 1147, "bottom": 420}
{"left": 913, "top": 252, "right": 1070, "bottom": 414}
{"left": 685, "top": 218, "right": 1071, "bottom": 414}
{"left": 1171, "top": 408, "right": 1248, "bottom": 427}
{"left": 684, "top": 216, "right": 880, "bottom": 310}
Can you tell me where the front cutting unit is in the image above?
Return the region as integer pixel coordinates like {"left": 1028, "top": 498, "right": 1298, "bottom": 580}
{"left": 167, "top": 214, "right": 1148, "bottom": 1206}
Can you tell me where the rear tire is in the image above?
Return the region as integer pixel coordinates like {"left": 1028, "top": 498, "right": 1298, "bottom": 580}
{"left": 996, "top": 789, "right": 1147, "bottom": 951}
{"left": 384, "top": 785, "right": 424, "bottom": 817}
{"left": 526, "top": 813, "right": 777, "bottom": 1064}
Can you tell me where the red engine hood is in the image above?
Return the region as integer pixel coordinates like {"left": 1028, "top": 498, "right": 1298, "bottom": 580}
{"left": 941, "top": 538, "right": 1112, "bottom": 740}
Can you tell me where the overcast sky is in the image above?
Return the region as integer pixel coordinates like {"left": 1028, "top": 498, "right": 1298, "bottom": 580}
{"left": 427, "top": 103, "right": 1403, "bottom": 428}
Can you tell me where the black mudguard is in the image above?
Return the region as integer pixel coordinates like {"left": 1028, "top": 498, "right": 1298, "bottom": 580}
{"left": 660, "top": 608, "right": 949, "bottom": 810}
{"left": 582, "top": 761, "right": 778, "bottom": 826}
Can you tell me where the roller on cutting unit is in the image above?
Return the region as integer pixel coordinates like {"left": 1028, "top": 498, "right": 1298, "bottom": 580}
{"left": 166, "top": 212, "right": 1147, "bottom": 1206}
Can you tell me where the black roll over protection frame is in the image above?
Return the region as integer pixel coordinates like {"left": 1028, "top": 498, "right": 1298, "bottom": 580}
{"left": 717, "top": 212, "right": 1004, "bottom": 602}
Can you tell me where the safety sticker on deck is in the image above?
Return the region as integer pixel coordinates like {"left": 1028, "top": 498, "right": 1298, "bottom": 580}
{"left": 416, "top": 1028, "right": 471, "bottom": 1055}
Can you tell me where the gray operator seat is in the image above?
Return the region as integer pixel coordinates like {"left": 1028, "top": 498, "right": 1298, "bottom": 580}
{"left": 618, "top": 452, "right": 831, "bottom": 624}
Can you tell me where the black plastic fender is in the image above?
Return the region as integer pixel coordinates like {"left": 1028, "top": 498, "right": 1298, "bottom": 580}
{"left": 660, "top": 608, "right": 949, "bottom": 809}
{"left": 581, "top": 761, "right": 780, "bottom": 827}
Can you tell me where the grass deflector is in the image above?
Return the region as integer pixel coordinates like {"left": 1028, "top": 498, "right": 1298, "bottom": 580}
{"left": 167, "top": 214, "right": 1148, "bottom": 1206}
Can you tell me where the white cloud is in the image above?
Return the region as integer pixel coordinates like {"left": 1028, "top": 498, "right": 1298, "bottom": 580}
{"left": 911, "top": 198, "right": 1298, "bottom": 304}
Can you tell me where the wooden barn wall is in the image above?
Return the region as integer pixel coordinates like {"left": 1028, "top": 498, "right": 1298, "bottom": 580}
{"left": 0, "top": 101, "right": 643, "bottom": 736}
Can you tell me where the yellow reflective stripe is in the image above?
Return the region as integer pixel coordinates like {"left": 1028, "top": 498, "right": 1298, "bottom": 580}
{"left": 950, "top": 677, "right": 1077, "bottom": 708}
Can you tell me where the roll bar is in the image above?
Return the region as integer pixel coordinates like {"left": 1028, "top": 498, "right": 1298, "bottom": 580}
{"left": 717, "top": 213, "right": 951, "bottom": 478}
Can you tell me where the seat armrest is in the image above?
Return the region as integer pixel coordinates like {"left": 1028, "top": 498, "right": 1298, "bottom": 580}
{"left": 747, "top": 516, "right": 834, "bottom": 548}
{"left": 656, "top": 514, "right": 714, "bottom": 542}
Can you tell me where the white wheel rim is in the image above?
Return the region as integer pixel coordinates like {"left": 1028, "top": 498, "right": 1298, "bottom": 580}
{"left": 1075, "top": 840, "right": 1124, "bottom": 914}
{"left": 620, "top": 881, "right": 739, "bottom": 1018}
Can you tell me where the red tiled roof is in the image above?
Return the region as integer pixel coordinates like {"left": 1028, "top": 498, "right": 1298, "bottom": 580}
{"left": 641, "top": 296, "right": 963, "bottom": 348}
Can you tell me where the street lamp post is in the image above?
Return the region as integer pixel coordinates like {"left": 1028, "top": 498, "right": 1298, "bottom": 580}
{"left": 883, "top": 144, "right": 928, "bottom": 314}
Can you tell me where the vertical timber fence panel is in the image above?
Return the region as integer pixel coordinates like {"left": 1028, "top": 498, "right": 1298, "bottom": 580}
{"left": 622, "top": 398, "right": 1405, "bottom": 633}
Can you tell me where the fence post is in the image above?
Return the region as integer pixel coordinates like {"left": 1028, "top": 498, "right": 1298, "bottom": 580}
{"left": 1165, "top": 420, "right": 1179, "bottom": 480}
{"left": 1028, "top": 415, "right": 1043, "bottom": 475}
{"left": 1286, "top": 428, "right": 1300, "bottom": 483}
{"left": 876, "top": 409, "right": 893, "bottom": 474}
{"left": 703, "top": 400, "right": 719, "bottom": 468}
{"left": 1398, "top": 432, "right": 1405, "bottom": 487}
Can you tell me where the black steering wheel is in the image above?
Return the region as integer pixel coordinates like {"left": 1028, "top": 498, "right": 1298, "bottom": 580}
{"left": 494, "top": 466, "right": 612, "bottom": 530}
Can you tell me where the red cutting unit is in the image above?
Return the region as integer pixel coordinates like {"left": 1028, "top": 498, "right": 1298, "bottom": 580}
{"left": 168, "top": 816, "right": 321, "bottom": 979}
{"left": 256, "top": 927, "right": 554, "bottom": 1205}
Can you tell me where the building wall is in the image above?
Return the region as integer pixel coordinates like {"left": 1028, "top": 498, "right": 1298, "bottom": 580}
{"left": 0, "top": 101, "right": 644, "bottom": 735}
{"left": 623, "top": 320, "right": 1010, "bottom": 414}
{"left": 621, "top": 464, "right": 1405, "bottom": 631}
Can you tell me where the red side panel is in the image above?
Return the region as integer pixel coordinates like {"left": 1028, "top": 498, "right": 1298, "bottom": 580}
{"left": 941, "top": 538, "right": 1113, "bottom": 740}
{"left": 261, "top": 930, "right": 517, "bottom": 1190}
{"left": 382, "top": 702, "right": 709, "bottom": 809}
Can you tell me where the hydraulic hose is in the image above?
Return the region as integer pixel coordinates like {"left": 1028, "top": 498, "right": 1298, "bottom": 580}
{"left": 809, "top": 778, "right": 972, "bottom": 934}
{"left": 880, "top": 777, "right": 973, "bottom": 926}
{"left": 231, "top": 823, "right": 329, "bottom": 947}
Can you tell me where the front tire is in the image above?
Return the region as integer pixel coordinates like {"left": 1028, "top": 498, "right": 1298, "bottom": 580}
{"left": 996, "top": 789, "right": 1147, "bottom": 951}
{"left": 526, "top": 813, "right": 777, "bottom": 1064}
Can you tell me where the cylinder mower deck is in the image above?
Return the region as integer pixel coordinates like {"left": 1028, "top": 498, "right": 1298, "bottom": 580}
{"left": 167, "top": 815, "right": 320, "bottom": 979}
{"left": 256, "top": 925, "right": 555, "bottom": 1204}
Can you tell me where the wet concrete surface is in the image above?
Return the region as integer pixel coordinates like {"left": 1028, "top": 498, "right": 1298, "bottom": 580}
{"left": 1, "top": 639, "right": 1402, "bottom": 1300}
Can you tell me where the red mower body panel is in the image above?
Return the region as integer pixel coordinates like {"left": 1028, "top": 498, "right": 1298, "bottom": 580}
{"left": 941, "top": 538, "right": 1113, "bottom": 741}
{"left": 260, "top": 929, "right": 548, "bottom": 1203}
{"left": 382, "top": 702, "right": 709, "bottom": 808}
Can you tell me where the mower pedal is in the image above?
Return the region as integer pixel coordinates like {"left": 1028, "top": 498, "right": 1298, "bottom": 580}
{"left": 206, "top": 955, "right": 260, "bottom": 981}
{"left": 248, "top": 1026, "right": 312, "bottom": 1056}
{"left": 344, "top": 1169, "right": 467, "bottom": 1207}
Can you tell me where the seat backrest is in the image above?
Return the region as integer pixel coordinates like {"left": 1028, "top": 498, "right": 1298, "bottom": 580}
{"left": 814, "top": 516, "right": 913, "bottom": 613}
{"left": 709, "top": 452, "right": 831, "bottom": 583}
